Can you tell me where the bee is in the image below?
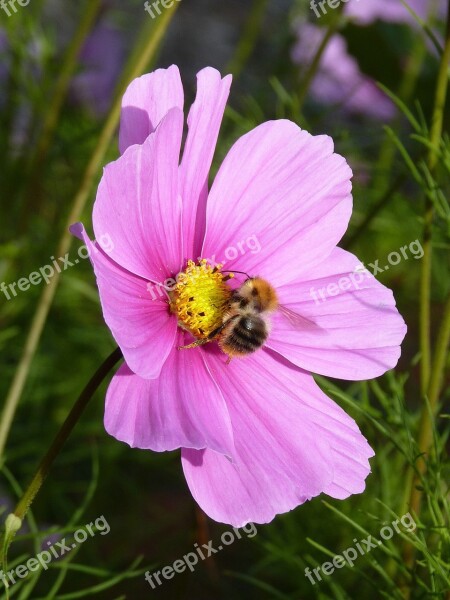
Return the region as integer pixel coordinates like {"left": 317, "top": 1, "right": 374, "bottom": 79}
{"left": 179, "top": 274, "right": 317, "bottom": 361}
{"left": 216, "top": 277, "right": 278, "bottom": 358}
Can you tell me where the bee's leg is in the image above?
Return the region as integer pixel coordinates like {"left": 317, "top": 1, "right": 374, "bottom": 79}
{"left": 225, "top": 356, "right": 232, "bottom": 365}
{"left": 178, "top": 326, "right": 223, "bottom": 350}
{"left": 177, "top": 316, "right": 239, "bottom": 351}
{"left": 177, "top": 338, "right": 212, "bottom": 350}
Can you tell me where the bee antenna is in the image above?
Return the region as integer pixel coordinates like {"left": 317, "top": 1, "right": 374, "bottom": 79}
{"left": 222, "top": 269, "right": 252, "bottom": 280}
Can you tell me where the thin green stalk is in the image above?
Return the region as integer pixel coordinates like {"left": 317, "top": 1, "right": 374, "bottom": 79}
{"left": 412, "top": 294, "right": 450, "bottom": 505}
{"left": 295, "top": 19, "right": 340, "bottom": 113}
{"left": 344, "top": 175, "right": 405, "bottom": 249}
{"left": 373, "top": 31, "right": 428, "bottom": 195}
{"left": 20, "top": 0, "right": 102, "bottom": 227}
{"left": 419, "top": 206, "right": 433, "bottom": 399}
{"left": 426, "top": 295, "right": 450, "bottom": 410}
{"left": 0, "top": 3, "right": 179, "bottom": 460}
{"left": 401, "top": 0, "right": 450, "bottom": 583}
{"left": 346, "top": 5, "right": 432, "bottom": 249}
{"left": 419, "top": 0, "right": 450, "bottom": 400}
{"left": 0, "top": 348, "right": 123, "bottom": 572}
{"left": 226, "top": 0, "right": 269, "bottom": 77}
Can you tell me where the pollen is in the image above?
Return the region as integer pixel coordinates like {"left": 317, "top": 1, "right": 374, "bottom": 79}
{"left": 169, "top": 260, "right": 233, "bottom": 339}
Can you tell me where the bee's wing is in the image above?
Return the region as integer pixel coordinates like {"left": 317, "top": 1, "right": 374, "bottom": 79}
{"left": 278, "top": 305, "right": 323, "bottom": 332}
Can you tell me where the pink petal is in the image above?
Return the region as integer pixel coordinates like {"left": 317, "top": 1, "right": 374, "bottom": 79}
{"left": 104, "top": 335, "right": 234, "bottom": 457}
{"left": 70, "top": 223, "right": 176, "bottom": 379}
{"left": 267, "top": 248, "right": 407, "bottom": 380}
{"left": 118, "top": 65, "right": 184, "bottom": 154}
{"left": 202, "top": 120, "right": 352, "bottom": 287}
{"left": 182, "top": 349, "right": 373, "bottom": 526}
{"left": 179, "top": 67, "right": 231, "bottom": 259}
{"left": 93, "top": 108, "right": 184, "bottom": 281}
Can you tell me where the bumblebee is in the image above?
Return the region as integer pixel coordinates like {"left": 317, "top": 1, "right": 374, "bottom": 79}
{"left": 178, "top": 267, "right": 319, "bottom": 360}
{"left": 178, "top": 276, "right": 280, "bottom": 358}
{"left": 216, "top": 277, "right": 278, "bottom": 357}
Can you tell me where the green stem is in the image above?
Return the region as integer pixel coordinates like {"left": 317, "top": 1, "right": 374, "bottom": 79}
{"left": 413, "top": 294, "right": 450, "bottom": 494}
{"left": 0, "top": 3, "right": 179, "bottom": 461}
{"left": 1, "top": 348, "right": 123, "bottom": 561}
{"left": 295, "top": 21, "right": 339, "bottom": 114}
{"left": 401, "top": 0, "right": 450, "bottom": 581}
{"left": 344, "top": 175, "right": 405, "bottom": 249}
{"left": 426, "top": 296, "right": 450, "bottom": 410}
{"left": 373, "top": 31, "right": 428, "bottom": 195}
{"left": 226, "top": 0, "right": 269, "bottom": 77}
{"left": 419, "top": 231, "right": 432, "bottom": 396}
{"left": 359, "top": 15, "right": 429, "bottom": 254}
{"left": 20, "top": 0, "right": 102, "bottom": 227}
{"left": 419, "top": 0, "right": 450, "bottom": 399}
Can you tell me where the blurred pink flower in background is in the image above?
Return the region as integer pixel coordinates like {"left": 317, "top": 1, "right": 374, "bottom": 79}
{"left": 291, "top": 23, "right": 396, "bottom": 119}
{"left": 0, "top": 20, "right": 124, "bottom": 159}
{"left": 294, "top": 1, "right": 446, "bottom": 119}
{"left": 71, "top": 66, "right": 406, "bottom": 526}
{"left": 70, "top": 23, "right": 125, "bottom": 117}
{"left": 0, "top": 30, "right": 46, "bottom": 152}
{"left": 345, "top": 0, "right": 445, "bottom": 25}
{"left": 0, "top": 29, "right": 9, "bottom": 92}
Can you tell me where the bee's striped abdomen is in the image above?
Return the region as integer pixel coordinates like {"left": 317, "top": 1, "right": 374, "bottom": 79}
{"left": 220, "top": 315, "right": 268, "bottom": 356}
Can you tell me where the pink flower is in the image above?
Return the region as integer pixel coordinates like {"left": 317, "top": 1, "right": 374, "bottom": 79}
{"left": 71, "top": 66, "right": 406, "bottom": 526}
{"left": 292, "top": 23, "right": 396, "bottom": 120}
{"left": 345, "top": 0, "right": 446, "bottom": 26}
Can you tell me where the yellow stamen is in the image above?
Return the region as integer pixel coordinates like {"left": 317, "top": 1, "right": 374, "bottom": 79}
{"left": 169, "top": 260, "right": 233, "bottom": 339}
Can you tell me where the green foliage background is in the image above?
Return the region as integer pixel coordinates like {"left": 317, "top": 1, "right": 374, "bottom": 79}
{"left": 0, "top": 0, "right": 449, "bottom": 598}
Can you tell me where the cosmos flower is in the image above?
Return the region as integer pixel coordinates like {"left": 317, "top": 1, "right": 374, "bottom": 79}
{"left": 71, "top": 65, "right": 406, "bottom": 526}
{"left": 345, "top": 0, "right": 445, "bottom": 26}
{"left": 291, "top": 23, "right": 396, "bottom": 120}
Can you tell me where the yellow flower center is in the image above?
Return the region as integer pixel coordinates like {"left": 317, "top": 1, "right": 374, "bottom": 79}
{"left": 169, "top": 260, "right": 233, "bottom": 339}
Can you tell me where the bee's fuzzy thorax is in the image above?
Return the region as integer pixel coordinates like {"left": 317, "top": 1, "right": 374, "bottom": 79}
{"left": 238, "top": 277, "right": 279, "bottom": 313}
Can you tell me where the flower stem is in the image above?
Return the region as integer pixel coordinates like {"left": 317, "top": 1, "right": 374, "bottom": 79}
{"left": 0, "top": 2, "right": 179, "bottom": 461}
{"left": 372, "top": 31, "right": 428, "bottom": 195}
{"left": 295, "top": 11, "right": 342, "bottom": 114}
{"left": 1, "top": 347, "right": 123, "bottom": 563}
{"left": 402, "top": 0, "right": 450, "bottom": 578}
{"left": 419, "top": 1, "right": 450, "bottom": 400}
{"left": 412, "top": 295, "right": 450, "bottom": 507}
{"left": 20, "top": 0, "right": 102, "bottom": 228}
{"left": 419, "top": 0, "right": 450, "bottom": 415}
{"left": 344, "top": 175, "right": 405, "bottom": 249}
{"left": 226, "top": 0, "right": 269, "bottom": 77}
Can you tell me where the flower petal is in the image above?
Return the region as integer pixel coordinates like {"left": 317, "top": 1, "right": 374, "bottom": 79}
{"left": 202, "top": 120, "right": 352, "bottom": 287}
{"left": 70, "top": 223, "right": 176, "bottom": 379}
{"left": 267, "top": 247, "right": 407, "bottom": 380}
{"left": 93, "top": 107, "right": 184, "bottom": 281}
{"left": 118, "top": 65, "right": 184, "bottom": 154}
{"left": 104, "top": 335, "right": 234, "bottom": 457}
{"left": 182, "top": 348, "right": 373, "bottom": 526}
{"left": 180, "top": 67, "right": 231, "bottom": 259}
